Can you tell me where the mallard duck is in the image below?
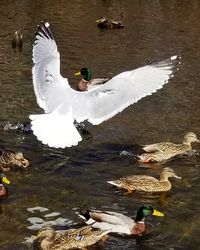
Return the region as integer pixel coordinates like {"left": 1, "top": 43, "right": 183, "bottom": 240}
{"left": 11, "top": 30, "right": 23, "bottom": 51}
{"left": 30, "top": 21, "right": 180, "bottom": 148}
{"left": 107, "top": 167, "right": 181, "bottom": 193}
{"left": 33, "top": 225, "right": 110, "bottom": 250}
{"left": 96, "top": 17, "right": 124, "bottom": 29}
{"left": 0, "top": 173, "right": 10, "bottom": 198}
{"left": 74, "top": 68, "right": 110, "bottom": 91}
{"left": 138, "top": 132, "right": 200, "bottom": 163}
{"left": 76, "top": 205, "right": 164, "bottom": 235}
{"left": 0, "top": 149, "right": 29, "bottom": 172}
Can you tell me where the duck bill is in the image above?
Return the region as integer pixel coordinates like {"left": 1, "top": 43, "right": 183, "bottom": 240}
{"left": 74, "top": 72, "right": 81, "bottom": 76}
{"left": 152, "top": 209, "right": 164, "bottom": 217}
{"left": 2, "top": 176, "right": 10, "bottom": 185}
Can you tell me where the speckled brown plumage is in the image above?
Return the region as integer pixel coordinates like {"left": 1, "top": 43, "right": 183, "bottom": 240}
{"left": 0, "top": 149, "right": 29, "bottom": 172}
{"left": 34, "top": 225, "right": 109, "bottom": 250}
{"left": 138, "top": 132, "right": 200, "bottom": 163}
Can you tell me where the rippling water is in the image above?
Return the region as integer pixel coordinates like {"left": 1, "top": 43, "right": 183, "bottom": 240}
{"left": 1, "top": 0, "right": 200, "bottom": 249}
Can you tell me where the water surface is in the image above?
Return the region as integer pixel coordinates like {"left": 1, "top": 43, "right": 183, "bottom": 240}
{"left": 0, "top": 0, "right": 200, "bottom": 249}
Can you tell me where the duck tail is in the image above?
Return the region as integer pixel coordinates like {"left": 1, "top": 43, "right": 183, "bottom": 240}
{"left": 107, "top": 180, "right": 122, "bottom": 187}
{"left": 98, "top": 229, "right": 111, "bottom": 239}
{"left": 75, "top": 210, "right": 95, "bottom": 225}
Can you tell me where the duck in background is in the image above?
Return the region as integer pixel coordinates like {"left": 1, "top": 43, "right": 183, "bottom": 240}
{"left": 107, "top": 167, "right": 181, "bottom": 193}
{"left": 0, "top": 148, "right": 29, "bottom": 172}
{"left": 96, "top": 17, "right": 124, "bottom": 29}
{"left": 138, "top": 132, "right": 200, "bottom": 163}
{"left": 11, "top": 30, "right": 23, "bottom": 52}
{"left": 74, "top": 67, "right": 110, "bottom": 91}
{"left": 32, "top": 225, "right": 110, "bottom": 250}
{"left": 76, "top": 205, "right": 164, "bottom": 235}
{"left": 0, "top": 173, "right": 10, "bottom": 198}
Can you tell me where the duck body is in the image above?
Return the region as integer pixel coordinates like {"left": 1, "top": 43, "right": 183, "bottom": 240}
{"left": 139, "top": 132, "right": 200, "bottom": 163}
{"left": 76, "top": 205, "right": 164, "bottom": 236}
{"left": 0, "top": 149, "right": 29, "bottom": 172}
{"left": 34, "top": 225, "right": 110, "bottom": 250}
{"left": 108, "top": 167, "right": 181, "bottom": 193}
{"left": 0, "top": 173, "right": 10, "bottom": 198}
{"left": 96, "top": 17, "right": 124, "bottom": 29}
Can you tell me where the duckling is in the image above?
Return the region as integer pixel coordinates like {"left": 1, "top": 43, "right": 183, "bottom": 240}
{"left": 74, "top": 68, "right": 110, "bottom": 91}
{"left": 11, "top": 30, "right": 23, "bottom": 51}
{"left": 0, "top": 173, "right": 10, "bottom": 198}
{"left": 76, "top": 205, "right": 164, "bottom": 236}
{"left": 0, "top": 149, "right": 29, "bottom": 172}
{"left": 107, "top": 167, "right": 181, "bottom": 193}
{"left": 96, "top": 17, "right": 124, "bottom": 29}
{"left": 33, "top": 225, "right": 110, "bottom": 250}
{"left": 138, "top": 132, "right": 200, "bottom": 163}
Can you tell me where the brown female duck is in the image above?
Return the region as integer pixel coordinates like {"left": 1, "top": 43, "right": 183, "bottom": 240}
{"left": 0, "top": 173, "right": 10, "bottom": 198}
{"left": 138, "top": 132, "right": 200, "bottom": 163}
{"left": 33, "top": 225, "right": 110, "bottom": 250}
{"left": 107, "top": 167, "right": 181, "bottom": 193}
{"left": 0, "top": 149, "right": 29, "bottom": 172}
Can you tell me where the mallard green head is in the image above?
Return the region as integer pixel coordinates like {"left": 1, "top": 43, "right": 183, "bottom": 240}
{"left": 0, "top": 173, "right": 10, "bottom": 185}
{"left": 74, "top": 68, "right": 92, "bottom": 81}
{"left": 135, "top": 205, "right": 164, "bottom": 222}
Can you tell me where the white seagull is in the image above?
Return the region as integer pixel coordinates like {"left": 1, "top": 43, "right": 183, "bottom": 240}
{"left": 30, "top": 22, "right": 181, "bottom": 148}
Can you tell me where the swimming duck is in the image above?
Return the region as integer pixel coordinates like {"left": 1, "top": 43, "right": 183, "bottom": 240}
{"left": 96, "top": 17, "right": 124, "bottom": 29}
{"left": 11, "top": 30, "right": 23, "bottom": 51}
{"left": 138, "top": 132, "right": 200, "bottom": 163}
{"left": 0, "top": 173, "right": 10, "bottom": 198}
{"left": 33, "top": 225, "right": 110, "bottom": 250}
{"left": 107, "top": 167, "right": 181, "bottom": 193}
{"left": 76, "top": 205, "right": 164, "bottom": 235}
{"left": 74, "top": 68, "right": 110, "bottom": 91}
{"left": 0, "top": 149, "right": 29, "bottom": 172}
{"left": 30, "top": 21, "right": 180, "bottom": 148}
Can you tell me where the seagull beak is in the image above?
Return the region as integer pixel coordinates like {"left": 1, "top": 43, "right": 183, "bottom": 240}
{"left": 152, "top": 209, "right": 164, "bottom": 217}
{"left": 74, "top": 71, "right": 81, "bottom": 76}
{"left": 196, "top": 139, "right": 200, "bottom": 143}
{"left": 2, "top": 176, "right": 10, "bottom": 185}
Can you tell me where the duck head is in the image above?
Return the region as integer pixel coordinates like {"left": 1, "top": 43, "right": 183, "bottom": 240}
{"left": 183, "top": 132, "right": 200, "bottom": 145}
{"left": 0, "top": 173, "right": 10, "bottom": 197}
{"left": 160, "top": 167, "right": 182, "bottom": 181}
{"left": 75, "top": 68, "right": 92, "bottom": 82}
{"left": 35, "top": 226, "right": 56, "bottom": 249}
{"left": 0, "top": 173, "right": 10, "bottom": 185}
{"left": 37, "top": 226, "right": 56, "bottom": 240}
{"left": 135, "top": 205, "right": 164, "bottom": 222}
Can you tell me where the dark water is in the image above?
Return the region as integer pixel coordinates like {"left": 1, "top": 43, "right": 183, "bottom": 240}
{"left": 1, "top": 0, "right": 200, "bottom": 249}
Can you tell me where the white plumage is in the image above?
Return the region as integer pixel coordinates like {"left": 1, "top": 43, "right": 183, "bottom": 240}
{"left": 30, "top": 22, "right": 181, "bottom": 148}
